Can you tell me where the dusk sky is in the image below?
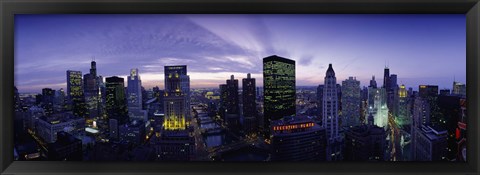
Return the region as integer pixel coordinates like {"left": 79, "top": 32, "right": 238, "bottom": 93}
{"left": 15, "top": 14, "right": 466, "bottom": 93}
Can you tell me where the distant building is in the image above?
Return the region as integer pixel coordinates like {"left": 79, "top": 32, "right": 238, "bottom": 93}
{"left": 36, "top": 113, "right": 85, "bottom": 143}
{"left": 41, "top": 88, "right": 55, "bottom": 116}
{"left": 271, "top": 118, "right": 326, "bottom": 161}
{"left": 53, "top": 88, "right": 66, "bottom": 113}
{"left": 419, "top": 85, "right": 439, "bottom": 98}
{"left": 47, "top": 131, "right": 82, "bottom": 160}
{"left": 452, "top": 81, "right": 466, "bottom": 97}
{"left": 439, "top": 89, "right": 451, "bottom": 96}
{"left": 263, "top": 55, "right": 296, "bottom": 139}
{"left": 341, "top": 77, "right": 361, "bottom": 128}
{"left": 242, "top": 73, "right": 257, "bottom": 135}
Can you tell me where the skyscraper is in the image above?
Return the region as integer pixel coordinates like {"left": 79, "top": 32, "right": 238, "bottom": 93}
{"left": 158, "top": 65, "right": 195, "bottom": 161}
{"left": 383, "top": 67, "right": 390, "bottom": 89}
{"left": 397, "top": 84, "right": 411, "bottom": 127}
{"left": 316, "top": 85, "right": 324, "bottom": 119}
{"left": 164, "top": 65, "right": 190, "bottom": 124}
{"left": 225, "top": 75, "right": 240, "bottom": 132}
{"left": 163, "top": 66, "right": 188, "bottom": 130}
{"left": 127, "top": 68, "right": 142, "bottom": 110}
{"left": 341, "top": 77, "right": 361, "bottom": 128}
{"left": 452, "top": 81, "right": 466, "bottom": 97}
{"left": 263, "top": 55, "right": 295, "bottom": 139}
{"left": 127, "top": 68, "right": 146, "bottom": 122}
{"left": 271, "top": 118, "right": 326, "bottom": 161}
{"left": 219, "top": 84, "right": 228, "bottom": 121}
{"left": 105, "top": 76, "right": 128, "bottom": 140}
{"left": 84, "top": 61, "right": 100, "bottom": 121}
{"left": 323, "top": 63, "right": 343, "bottom": 161}
{"left": 242, "top": 73, "right": 257, "bottom": 135}
{"left": 41, "top": 88, "right": 55, "bottom": 116}
{"left": 67, "top": 70, "right": 86, "bottom": 118}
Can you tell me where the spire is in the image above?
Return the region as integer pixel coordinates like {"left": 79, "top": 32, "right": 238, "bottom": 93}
{"left": 247, "top": 73, "right": 251, "bottom": 79}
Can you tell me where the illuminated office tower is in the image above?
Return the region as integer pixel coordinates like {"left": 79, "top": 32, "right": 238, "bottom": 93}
{"left": 41, "top": 88, "right": 55, "bottom": 116}
{"left": 106, "top": 76, "right": 128, "bottom": 140}
{"left": 452, "top": 81, "right": 466, "bottom": 97}
{"left": 127, "top": 68, "right": 147, "bottom": 122}
{"left": 323, "top": 63, "right": 343, "bottom": 161}
{"left": 242, "top": 73, "right": 257, "bottom": 135}
{"left": 164, "top": 65, "right": 191, "bottom": 124}
{"left": 341, "top": 77, "right": 361, "bottom": 128}
{"left": 225, "top": 75, "right": 240, "bottom": 132}
{"left": 157, "top": 65, "right": 195, "bottom": 161}
{"left": 84, "top": 60, "right": 99, "bottom": 122}
{"left": 67, "top": 70, "right": 86, "bottom": 118}
{"left": 263, "top": 55, "right": 295, "bottom": 138}
{"left": 397, "top": 84, "right": 411, "bottom": 127}
{"left": 163, "top": 66, "right": 189, "bottom": 130}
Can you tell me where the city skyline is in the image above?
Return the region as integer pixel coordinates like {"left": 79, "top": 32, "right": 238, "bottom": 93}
{"left": 15, "top": 14, "right": 466, "bottom": 93}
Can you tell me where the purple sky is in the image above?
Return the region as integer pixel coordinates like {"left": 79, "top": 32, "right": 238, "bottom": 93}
{"left": 14, "top": 14, "right": 466, "bottom": 93}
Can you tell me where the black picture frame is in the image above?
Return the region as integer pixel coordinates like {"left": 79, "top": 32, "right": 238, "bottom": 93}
{"left": 1, "top": 0, "right": 479, "bottom": 174}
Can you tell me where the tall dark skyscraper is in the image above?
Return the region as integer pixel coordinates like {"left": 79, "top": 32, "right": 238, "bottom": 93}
{"left": 383, "top": 67, "right": 390, "bottom": 89}
{"left": 323, "top": 64, "right": 343, "bottom": 161}
{"left": 242, "top": 73, "right": 257, "bottom": 134}
{"left": 106, "top": 76, "right": 128, "bottom": 126}
{"left": 84, "top": 61, "right": 100, "bottom": 121}
{"left": 225, "top": 75, "right": 240, "bottom": 132}
{"left": 263, "top": 55, "right": 295, "bottom": 138}
{"left": 67, "top": 70, "right": 86, "bottom": 118}
{"left": 316, "top": 85, "right": 324, "bottom": 119}
{"left": 219, "top": 84, "right": 228, "bottom": 121}
{"left": 42, "top": 88, "right": 55, "bottom": 116}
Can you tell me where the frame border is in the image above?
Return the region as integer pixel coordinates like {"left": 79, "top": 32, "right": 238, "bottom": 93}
{"left": 1, "top": 0, "right": 479, "bottom": 174}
